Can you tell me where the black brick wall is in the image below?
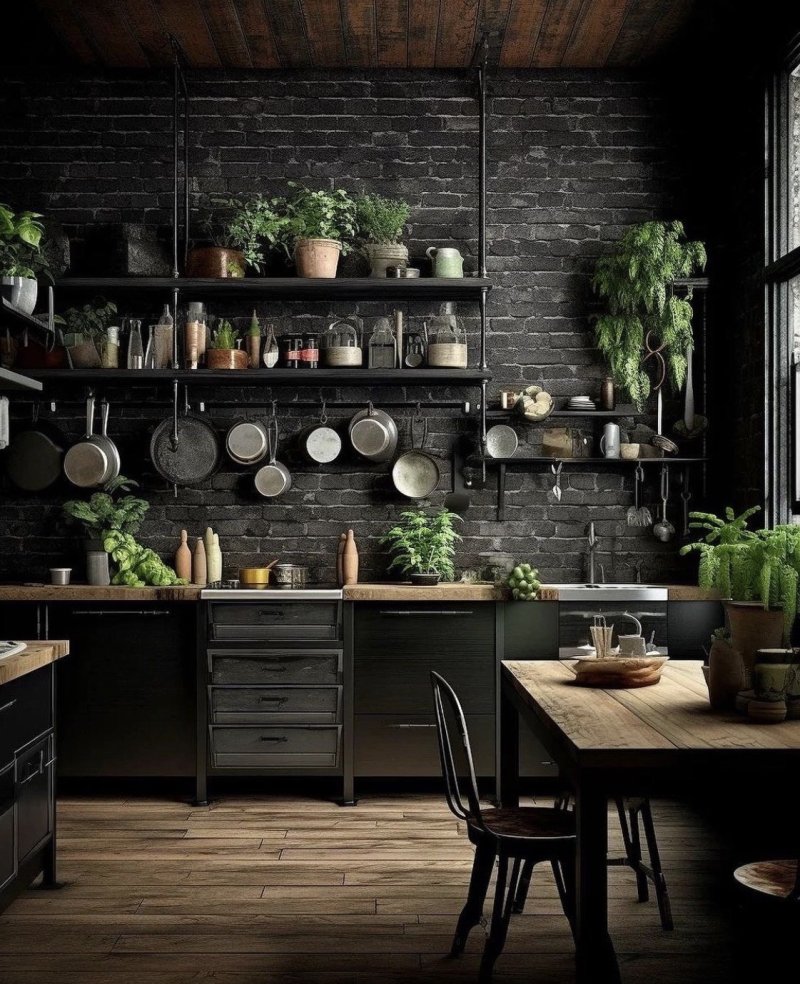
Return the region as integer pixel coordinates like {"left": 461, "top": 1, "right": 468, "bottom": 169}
{"left": 0, "top": 68, "right": 698, "bottom": 585}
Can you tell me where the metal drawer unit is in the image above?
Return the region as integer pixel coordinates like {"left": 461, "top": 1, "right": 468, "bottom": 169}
{"left": 199, "top": 593, "right": 352, "bottom": 805}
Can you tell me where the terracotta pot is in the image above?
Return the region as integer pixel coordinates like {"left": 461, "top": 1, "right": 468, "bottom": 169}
{"left": 294, "top": 238, "right": 341, "bottom": 278}
{"left": 364, "top": 242, "right": 408, "bottom": 278}
{"left": 726, "top": 601, "right": 785, "bottom": 687}
{"left": 707, "top": 638, "right": 746, "bottom": 711}
{"left": 186, "top": 247, "right": 245, "bottom": 279}
{"left": 67, "top": 339, "right": 102, "bottom": 369}
{"left": 206, "top": 348, "right": 249, "bottom": 370}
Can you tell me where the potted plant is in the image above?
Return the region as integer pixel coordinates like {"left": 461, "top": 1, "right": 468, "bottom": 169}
{"left": 206, "top": 318, "right": 247, "bottom": 369}
{"left": 63, "top": 476, "right": 184, "bottom": 587}
{"left": 355, "top": 193, "right": 411, "bottom": 277}
{"left": 187, "top": 195, "right": 287, "bottom": 279}
{"left": 592, "top": 220, "right": 707, "bottom": 410}
{"left": 680, "top": 506, "right": 800, "bottom": 693}
{"left": 55, "top": 297, "right": 117, "bottom": 369}
{"left": 0, "top": 203, "right": 49, "bottom": 314}
{"left": 280, "top": 183, "right": 357, "bottom": 278}
{"left": 380, "top": 508, "right": 462, "bottom": 586}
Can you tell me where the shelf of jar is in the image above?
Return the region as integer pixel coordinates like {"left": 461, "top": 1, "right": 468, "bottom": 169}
{"left": 484, "top": 407, "right": 644, "bottom": 421}
{"left": 0, "top": 366, "right": 43, "bottom": 392}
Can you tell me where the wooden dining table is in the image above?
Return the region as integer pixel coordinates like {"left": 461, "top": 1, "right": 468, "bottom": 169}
{"left": 500, "top": 659, "right": 800, "bottom": 984}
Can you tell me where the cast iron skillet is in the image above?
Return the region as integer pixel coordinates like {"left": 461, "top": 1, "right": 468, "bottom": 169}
{"left": 4, "top": 404, "right": 67, "bottom": 492}
{"left": 150, "top": 390, "right": 220, "bottom": 487}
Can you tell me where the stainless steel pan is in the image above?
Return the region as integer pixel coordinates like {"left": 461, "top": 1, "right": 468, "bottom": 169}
{"left": 254, "top": 415, "right": 292, "bottom": 498}
{"left": 63, "top": 396, "right": 119, "bottom": 488}
{"left": 226, "top": 419, "right": 269, "bottom": 465}
{"left": 299, "top": 401, "right": 341, "bottom": 464}
{"left": 349, "top": 402, "right": 398, "bottom": 463}
{"left": 391, "top": 416, "right": 440, "bottom": 499}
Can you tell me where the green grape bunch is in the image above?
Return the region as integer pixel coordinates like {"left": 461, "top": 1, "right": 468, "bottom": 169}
{"left": 506, "top": 563, "right": 541, "bottom": 601}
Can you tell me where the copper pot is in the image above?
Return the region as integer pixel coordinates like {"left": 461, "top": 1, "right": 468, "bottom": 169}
{"left": 206, "top": 348, "right": 249, "bottom": 370}
{"left": 186, "top": 246, "right": 245, "bottom": 278}
{"left": 239, "top": 567, "right": 272, "bottom": 588}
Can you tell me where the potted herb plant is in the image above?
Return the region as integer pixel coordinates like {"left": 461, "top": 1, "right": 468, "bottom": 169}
{"left": 281, "top": 183, "right": 357, "bottom": 278}
{"left": 680, "top": 506, "right": 800, "bottom": 692}
{"left": 187, "top": 195, "right": 287, "bottom": 279}
{"left": 0, "top": 203, "right": 49, "bottom": 314}
{"left": 55, "top": 297, "right": 117, "bottom": 369}
{"left": 63, "top": 476, "right": 184, "bottom": 587}
{"left": 592, "top": 220, "right": 707, "bottom": 410}
{"left": 206, "top": 318, "right": 247, "bottom": 369}
{"left": 355, "top": 193, "right": 411, "bottom": 277}
{"left": 380, "top": 508, "right": 462, "bottom": 586}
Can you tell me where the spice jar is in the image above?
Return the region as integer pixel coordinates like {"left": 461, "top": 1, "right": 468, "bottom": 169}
{"left": 301, "top": 332, "right": 319, "bottom": 369}
{"left": 280, "top": 335, "right": 303, "bottom": 369}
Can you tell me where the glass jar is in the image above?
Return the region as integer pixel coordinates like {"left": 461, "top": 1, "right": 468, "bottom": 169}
{"left": 280, "top": 335, "right": 303, "bottom": 368}
{"left": 300, "top": 332, "right": 319, "bottom": 369}
{"left": 320, "top": 319, "right": 362, "bottom": 367}
{"left": 368, "top": 317, "right": 396, "bottom": 369}
{"left": 426, "top": 302, "right": 467, "bottom": 369}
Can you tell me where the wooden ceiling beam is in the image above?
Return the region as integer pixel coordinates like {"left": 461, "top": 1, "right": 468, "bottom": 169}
{"left": 532, "top": 0, "right": 584, "bottom": 68}
{"left": 154, "top": 0, "right": 223, "bottom": 67}
{"left": 124, "top": 0, "right": 175, "bottom": 67}
{"left": 342, "top": 0, "right": 377, "bottom": 67}
{"left": 436, "top": 0, "right": 481, "bottom": 68}
{"left": 33, "top": 0, "right": 98, "bottom": 65}
{"left": 408, "top": 0, "right": 439, "bottom": 69}
{"left": 563, "top": 0, "right": 631, "bottom": 67}
{"left": 301, "top": 0, "right": 348, "bottom": 67}
{"left": 235, "top": 0, "right": 282, "bottom": 68}
{"left": 199, "top": 0, "right": 254, "bottom": 68}
{"left": 376, "top": 0, "right": 408, "bottom": 68}
{"left": 265, "top": 0, "right": 314, "bottom": 68}
{"left": 499, "top": 0, "right": 548, "bottom": 68}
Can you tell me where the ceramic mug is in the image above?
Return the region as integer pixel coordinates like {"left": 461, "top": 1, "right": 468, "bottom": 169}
{"left": 426, "top": 246, "right": 464, "bottom": 278}
{"left": 600, "top": 422, "right": 621, "bottom": 459}
{"left": 618, "top": 634, "right": 646, "bottom": 657}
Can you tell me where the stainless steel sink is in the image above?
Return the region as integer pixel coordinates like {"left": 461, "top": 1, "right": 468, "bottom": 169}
{"left": 549, "top": 584, "right": 668, "bottom": 602}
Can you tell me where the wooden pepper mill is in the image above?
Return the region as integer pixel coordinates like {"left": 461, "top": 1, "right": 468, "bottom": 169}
{"left": 336, "top": 532, "right": 347, "bottom": 587}
{"left": 193, "top": 537, "right": 207, "bottom": 586}
{"left": 342, "top": 529, "right": 359, "bottom": 586}
{"left": 175, "top": 529, "right": 192, "bottom": 582}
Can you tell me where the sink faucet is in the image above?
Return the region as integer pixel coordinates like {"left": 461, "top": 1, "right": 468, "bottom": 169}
{"left": 586, "top": 522, "right": 598, "bottom": 584}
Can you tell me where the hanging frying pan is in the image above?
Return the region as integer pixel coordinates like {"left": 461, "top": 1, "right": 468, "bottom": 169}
{"left": 150, "top": 386, "right": 220, "bottom": 487}
{"left": 4, "top": 402, "right": 66, "bottom": 492}
{"left": 391, "top": 415, "right": 440, "bottom": 500}
{"left": 63, "top": 395, "right": 119, "bottom": 489}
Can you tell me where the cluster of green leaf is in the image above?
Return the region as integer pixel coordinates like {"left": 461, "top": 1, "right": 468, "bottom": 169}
{"left": 380, "top": 509, "right": 462, "bottom": 580}
{"left": 280, "top": 183, "right": 359, "bottom": 256}
{"left": 55, "top": 296, "right": 117, "bottom": 341}
{"left": 206, "top": 196, "right": 288, "bottom": 273}
{"left": 680, "top": 505, "right": 800, "bottom": 642}
{"left": 210, "top": 318, "right": 238, "bottom": 350}
{"left": 355, "top": 194, "right": 410, "bottom": 245}
{"left": 507, "top": 563, "right": 541, "bottom": 601}
{"left": 0, "top": 203, "right": 48, "bottom": 279}
{"left": 592, "top": 220, "right": 707, "bottom": 410}
{"left": 103, "top": 530, "right": 184, "bottom": 587}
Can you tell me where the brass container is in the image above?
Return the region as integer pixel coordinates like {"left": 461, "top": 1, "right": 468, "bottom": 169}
{"left": 238, "top": 567, "right": 272, "bottom": 588}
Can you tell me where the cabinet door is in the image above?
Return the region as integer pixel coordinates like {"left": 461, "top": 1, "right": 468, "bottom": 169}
{"left": 15, "top": 735, "right": 53, "bottom": 864}
{"left": 49, "top": 604, "right": 196, "bottom": 777}
{"left": 0, "top": 762, "right": 15, "bottom": 892}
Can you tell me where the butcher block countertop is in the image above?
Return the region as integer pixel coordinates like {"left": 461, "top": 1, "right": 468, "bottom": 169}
{"left": 0, "top": 584, "right": 203, "bottom": 602}
{"left": 342, "top": 582, "right": 504, "bottom": 601}
{"left": 0, "top": 640, "right": 69, "bottom": 686}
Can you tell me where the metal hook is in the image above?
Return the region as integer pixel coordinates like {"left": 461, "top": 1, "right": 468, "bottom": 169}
{"left": 320, "top": 398, "right": 328, "bottom": 425}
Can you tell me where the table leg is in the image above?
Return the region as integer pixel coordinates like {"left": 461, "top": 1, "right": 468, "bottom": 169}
{"left": 575, "top": 780, "right": 620, "bottom": 984}
{"left": 499, "top": 678, "right": 520, "bottom": 808}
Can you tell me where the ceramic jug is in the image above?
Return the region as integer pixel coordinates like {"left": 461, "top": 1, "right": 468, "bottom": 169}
{"left": 426, "top": 246, "right": 464, "bottom": 278}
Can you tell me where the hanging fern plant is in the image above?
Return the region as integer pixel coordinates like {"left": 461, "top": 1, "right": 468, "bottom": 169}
{"left": 592, "top": 220, "right": 707, "bottom": 410}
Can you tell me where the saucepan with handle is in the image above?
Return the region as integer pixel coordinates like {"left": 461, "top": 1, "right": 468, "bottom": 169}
{"left": 391, "top": 413, "right": 441, "bottom": 499}
{"left": 254, "top": 410, "right": 292, "bottom": 498}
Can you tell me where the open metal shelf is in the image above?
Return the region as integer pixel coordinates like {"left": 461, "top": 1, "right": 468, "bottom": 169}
{"left": 0, "top": 367, "right": 43, "bottom": 392}
{"left": 1, "top": 298, "right": 54, "bottom": 340}
{"left": 24, "top": 367, "right": 492, "bottom": 386}
{"left": 484, "top": 406, "right": 644, "bottom": 422}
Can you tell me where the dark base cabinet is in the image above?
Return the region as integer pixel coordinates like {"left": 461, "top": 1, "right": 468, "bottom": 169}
{"left": 353, "top": 603, "right": 496, "bottom": 779}
{"left": 49, "top": 604, "right": 195, "bottom": 777}
{"left": 0, "top": 664, "right": 57, "bottom": 913}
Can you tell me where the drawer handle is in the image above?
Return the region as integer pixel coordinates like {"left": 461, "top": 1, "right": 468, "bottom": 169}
{"left": 379, "top": 610, "right": 472, "bottom": 616}
{"left": 389, "top": 723, "right": 437, "bottom": 729}
{"left": 258, "top": 696, "right": 288, "bottom": 704}
{"left": 72, "top": 609, "right": 171, "bottom": 617}
{"left": 259, "top": 666, "right": 287, "bottom": 673}
{"left": 20, "top": 751, "right": 44, "bottom": 785}
{"left": 258, "top": 736, "right": 288, "bottom": 743}
{"left": 0, "top": 699, "right": 17, "bottom": 715}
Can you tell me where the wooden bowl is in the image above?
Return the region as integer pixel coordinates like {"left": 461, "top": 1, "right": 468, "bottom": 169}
{"left": 569, "top": 655, "right": 669, "bottom": 689}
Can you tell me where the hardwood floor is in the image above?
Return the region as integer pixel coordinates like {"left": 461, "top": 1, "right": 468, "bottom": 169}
{"left": 0, "top": 793, "right": 752, "bottom": 982}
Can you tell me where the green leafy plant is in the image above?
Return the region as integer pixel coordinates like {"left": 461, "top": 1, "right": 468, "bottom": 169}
{"left": 355, "top": 194, "right": 410, "bottom": 245}
{"left": 680, "top": 506, "right": 800, "bottom": 642}
{"left": 210, "top": 319, "right": 237, "bottom": 350}
{"left": 380, "top": 509, "right": 462, "bottom": 581}
{"left": 55, "top": 297, "right": 117, "bottom": 342}
{"left": 280, "top": 183, "right": 358, "bottom": 255}
{"left": 506, "top": 563, "right": 541, "bottom": 601}
{"left": 592, "top": 220, "right": 707, "bottom": 410}
{"left": 0, "top": 203, "right": 49, "bottom": 279}
{"left": 63, "top": 477, "right": 184, "bottom": 587}
{"left": 204, "top": 195, "right": 287, "bottom": 273}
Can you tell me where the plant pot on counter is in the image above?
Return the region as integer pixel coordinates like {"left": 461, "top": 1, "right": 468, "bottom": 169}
{"left": 409, "top": 572, "right": 442, "bottom": 587}
{"left": 186, "top": 247, "right": 245, "bottom": 279}
{"left": 206, "top": 347, "right": 249, "bottom": 370}
{"left": 1, "top": 275, "right": 38, "bottom": 315}
{"left": 84, "top": 539, "right": 110, "bottom": 586}
{"left": 364, "top": 243, "right": 408, "bottom": 278}
{"left": 294, "top": 238, "right": 341, "bottom": 278}
{"left": 726, "top": 601, "right": 785, "bottom": 686}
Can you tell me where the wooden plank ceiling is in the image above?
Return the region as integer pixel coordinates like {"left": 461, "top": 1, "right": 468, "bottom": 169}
{"left": 34, "top": 0, "right": 698, "bottom": 69}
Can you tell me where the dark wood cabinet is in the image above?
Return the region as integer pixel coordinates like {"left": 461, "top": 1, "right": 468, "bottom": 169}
{"left": 15, "top": 734, "right": 53, "bottom": 862}
{"left": 48, "top": 604, "right": 196, "bottom": 777}
{"left": 0, "top": 763, "right": 14, "bottom": 893}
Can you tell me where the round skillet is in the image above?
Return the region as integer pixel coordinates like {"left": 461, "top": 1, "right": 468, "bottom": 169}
{"left": 150, "top": 393, "right": 220, "bottom": 487}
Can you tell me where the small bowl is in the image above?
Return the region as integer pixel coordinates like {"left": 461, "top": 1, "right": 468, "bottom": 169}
{"left": 620, "top": 443, "right": 640, "bottom": 459}
{"left": 49, "top": 568, "right": 72, "bottom": 586}
{"left": 486, "top": 424, "right": 518, "bottom": 459}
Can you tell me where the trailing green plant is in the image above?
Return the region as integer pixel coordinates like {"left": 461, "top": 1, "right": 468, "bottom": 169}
{"left": 380, "top": 509, "right": 462, "bottom": 581}
{"left": 280, "top": 183, "right": 358, "bottom": 255}
{"left": 210, "top": 319, "right": 238, "bottom": 349}
{"left": 0, "top": 203, "right": 49, "bottom": 279}
{"left": 355, "top": 194, "right": 410, "bottom": 245}
{"left": 680, "top": 505, "right": 800, "bottom": 642}
{"left": 63, "top": 477, "right": 184, "bottom": 587}
{"left": 203, "top": 195, "right": 287, "bottom": 273}
{"left": 55, "top": 297, "right": 117, "bottom": 341}
{"left": 592, "top": 220, "right": 707, "bottom": 410}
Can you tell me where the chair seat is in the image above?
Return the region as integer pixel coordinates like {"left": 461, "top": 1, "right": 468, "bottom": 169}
{"left": 469, "top": 806, "right": 576, "bottom": 841}
{"left": 734, "top": 860, "right": 800, "bottom": 899}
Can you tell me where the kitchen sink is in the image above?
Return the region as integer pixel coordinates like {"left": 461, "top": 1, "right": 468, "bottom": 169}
{"left": 549, "top": 584, "right": 669, "bottom": 602}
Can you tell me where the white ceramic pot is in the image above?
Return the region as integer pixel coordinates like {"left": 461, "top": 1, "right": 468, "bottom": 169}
{"left": 364, "top": 243, "right": 408, "bottom": 278}
{"left": 1, "top": 275, "right": 38, "bottom": 314}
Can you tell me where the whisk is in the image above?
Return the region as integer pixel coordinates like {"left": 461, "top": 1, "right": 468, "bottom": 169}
{"left": 627, "top": 463, "right": 652, "bottom": 527}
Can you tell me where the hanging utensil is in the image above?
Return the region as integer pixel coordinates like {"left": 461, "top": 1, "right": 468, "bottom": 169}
{"left": 444, "top": 445, "right": 471, "bottom": 515}
{"left": 627, "top": 462, "right": 652, "bottom": 527}
{"left": 680, "top": 469, "right": 692, "bottom": 538}
{"left": 150, "top": 385, "right": 220, "bottom": 487}
{"left": 551, "top": 461, "right": 563, "bottom": 501}
{"left": 254, "top": 407, "right": 292, "bottom": 498}
{"left": 298, "top": 399, "right": 342, "bottom": 465}
{"left": 63, "top": 394, "right": 118, "bottom": 489}
{"left": 653, "top": 464, "right": 676, "bottom": 542}
{"left": 391, "top": 411, "right": 441, "bottom": 500}
{"left": 643, "top": 330, "right": 679, "bottom": 455}
{"left": 5, "top": 401, "right": 66, "bottom": 492}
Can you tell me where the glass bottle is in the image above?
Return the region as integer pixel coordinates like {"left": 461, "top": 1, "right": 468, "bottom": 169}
{"left": 184, "top": 302, "right": 206, "bottom": 370}
{"left": 153, "top": 303, "right": 174, "bottom": 369}
{"left": 126, "top": 319, "right": 144, "bottom": 369}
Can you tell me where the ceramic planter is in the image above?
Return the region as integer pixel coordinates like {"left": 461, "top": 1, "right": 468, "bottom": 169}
{"left": 186, "top": 247, "right": 245, "bottom": 278}
{"left": 364, "top": 243, "right": 408, "bottom": 278}
{"left": 206, "top": 348, "right": 249, "bottom": 370}
{"left": 409, "top": 572, "right": 441, "bottom": 586}
{"left": 294, "top": 238, "right": 341, "bottom": 278}
{"left": 726, "top": 601, "right": 785, "bottom": 687}
{"left": 67, "top": 339, "right": 102, "bottom": 369}
{"left": 1, "top": 275, "right": 38, "bottom": 314}
{"left": 707, "top": 638, "right": 746, "bottom": 710}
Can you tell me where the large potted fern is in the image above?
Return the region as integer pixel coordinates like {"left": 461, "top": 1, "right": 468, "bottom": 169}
{"left": 380, "top": 509, "right": 462, "bottom": 585}
{"left": 593, "top": 220, "right": 706, "bottom": 410}
{"left": 680, "top": 507, "right": 800, "bottom": 696}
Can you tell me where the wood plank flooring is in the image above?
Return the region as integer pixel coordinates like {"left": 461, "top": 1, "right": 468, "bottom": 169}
{"left": 0, "top": 793, "right": 752, "bottom": 982}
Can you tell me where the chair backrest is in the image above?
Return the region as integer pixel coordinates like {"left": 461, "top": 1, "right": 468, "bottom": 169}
{"left": 430, "top": 671, "right": 483, "bottom": 826}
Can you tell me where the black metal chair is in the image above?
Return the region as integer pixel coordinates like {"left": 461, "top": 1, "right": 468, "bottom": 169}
{"left": 513, "top": 793, "right": 674, "bottom": 930}
{"left": 430, "top": 671, "right": 576, "bottom": 982}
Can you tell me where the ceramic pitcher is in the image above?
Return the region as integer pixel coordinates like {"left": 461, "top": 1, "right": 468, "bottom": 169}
{"left": 426, "top": 246, "right": 464, "bottom": 278}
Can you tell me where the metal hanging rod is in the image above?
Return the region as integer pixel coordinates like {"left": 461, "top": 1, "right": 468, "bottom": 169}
{"left": 15, "top": 397, "right": 472, "bottom": 413}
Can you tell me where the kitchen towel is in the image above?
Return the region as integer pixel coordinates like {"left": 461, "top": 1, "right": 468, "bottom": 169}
{"left": 0, "top": 396, "right": 8, "bottom": 449}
